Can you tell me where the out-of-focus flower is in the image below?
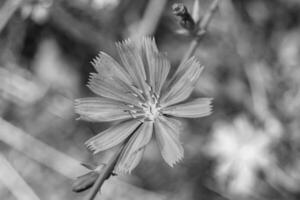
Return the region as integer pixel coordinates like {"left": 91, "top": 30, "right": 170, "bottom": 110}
{"left": 89, "top": 0, "right": 119, "bottom": 9}
{"left": 75, "top": 37, "right": 212, "bottom": 174}
{"left": 206, "top": 117, "right": 273, "bottom": 196}
{"left": 21, "top": 0, "right": 52, "bottom": 24}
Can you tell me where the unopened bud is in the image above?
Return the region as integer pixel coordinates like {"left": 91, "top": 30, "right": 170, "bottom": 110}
{"left": 172, "top": 3, "right": 187, "bottom": 17}
{"left": 72, "top": 171, "right": 100, "bottom": 193}
{"left": 172, "top": 3, "right": 195, "bottom": 31}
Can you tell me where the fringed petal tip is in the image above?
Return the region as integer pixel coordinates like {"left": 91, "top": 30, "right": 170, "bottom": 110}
{"left": 115, "top": 38, "right": 131, "bottom": 50}
{"left": 73, "top": 98, "right": 85, "bottom": 109}
{"left": 90, "top": 51, "right": 108, "bottom": 66}
{"left": 208, "top": 98, "right": 214, "bottom": 115}
{"left": 85, "top": 142, "right": 98, "bottom": 154}
{"left": 167, "top": 151, "right": 184, "bottom": 168}
{"left": 114, "top": 163, "right": 136, "bottom": 174}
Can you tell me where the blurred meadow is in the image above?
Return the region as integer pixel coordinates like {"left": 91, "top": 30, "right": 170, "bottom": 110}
{"left": 1, "top": 0, "right": 300, "bottom": 199}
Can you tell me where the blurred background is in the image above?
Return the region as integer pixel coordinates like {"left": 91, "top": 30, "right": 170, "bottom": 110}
{"left": 1, "top": 0, "right": 300, "bottom": 199}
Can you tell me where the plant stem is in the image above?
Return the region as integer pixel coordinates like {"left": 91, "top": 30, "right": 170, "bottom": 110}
{"left": 133, "top": 0, "right": 168, "bottom": 38}
{"left": 181, "top": 0, "right": 220, "bottom": 63}
{"left": 84, "top": 145, "right": 124, "bottom": 200}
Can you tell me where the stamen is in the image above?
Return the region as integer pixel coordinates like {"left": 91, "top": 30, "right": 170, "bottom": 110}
{"left": 124, "top": 110, "right": 137, "bottom": 119}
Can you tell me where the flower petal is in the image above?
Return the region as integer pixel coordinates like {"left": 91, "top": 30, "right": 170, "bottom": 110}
{"left": 115, "top": 148, "right": 145, "bottom": 174}
{"left": 87, "top": 73, "right": 141, "bottom": 105}
{"left": 154, "top": 116, "right": 184, "bottom": 167}
{"left": 114, "top": 121, "right": 153, "bottom": 174}
{"left": 91, "top": 52, "right": 132, "bottom": 85}
{"left": 140, "top": 37, "right": 158, "bottom": 84}
{"left": 75, "top": 97, "right": 141, "bottom": 122}
{"left": 85, "top": 120, "right": 141, "bottom": 154}
{"left": 140, "top": 38, "right": 170, "bottom": 96}
{"left": 162, "top": 98, "right": 213, "bottom": 118}
{"left": 160, "top": 57, "right": 203, "bottom": 107}
{"left": 116, "top": 39, "right": 148, "bottom": 94}
{"left": 153, "top": 53, "right": 171, "bottom": 96}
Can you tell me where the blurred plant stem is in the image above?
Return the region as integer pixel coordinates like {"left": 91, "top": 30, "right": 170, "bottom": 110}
{"left": 132, "top": 0, "right": 167, "bottom": 38}
{"left": 0, "top": 118, "right": 89, "bottom": 178}
{"left": 0, "top": 0, "right": 23, "bottom": 33}
{"left": 0, "top": 153, "right": 41, "bottom": 200}
{"left": 84, "top": 144, "right": 125, "bottom": 200}
{"left": 181, "top": 0, "right": 220, "bottom": 64}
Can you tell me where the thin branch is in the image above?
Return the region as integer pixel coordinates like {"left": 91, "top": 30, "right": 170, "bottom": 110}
{"left": 84, "top": 144, "right": 124, "bottom": 200}
{"left": 199, "top": 0, "right": 220, "bottom": 31}
{"left": 131, "top": 0, "right": 168, "bottom": 38}
{"left": 181, "top": 0, "right": 220, "bottom": 63}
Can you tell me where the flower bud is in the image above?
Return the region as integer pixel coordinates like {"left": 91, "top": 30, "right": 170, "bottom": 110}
{"left": 172, "top": 3, "right": 195, "bottom": 31}
{"left": 72, "top": 171, "right": 100, "bottom": 193}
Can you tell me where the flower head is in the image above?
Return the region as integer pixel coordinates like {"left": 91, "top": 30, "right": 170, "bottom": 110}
{"left": 206, "top": 117, "right": 273, "bottom": 196}
{"left": 75, "top": 37, "right": 212, "bottom": 174}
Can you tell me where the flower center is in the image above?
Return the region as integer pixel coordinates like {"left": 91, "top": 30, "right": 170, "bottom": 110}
{"left": 143, "top": 100, "right": 160, "bottom": 121}
{"left": 125, "top": 85, "right": 161, "bottom": 121}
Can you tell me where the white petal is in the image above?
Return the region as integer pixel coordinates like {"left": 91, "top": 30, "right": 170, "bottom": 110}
{"left": 154, "top": 116, "right": 184, "bottom": 167}
{"left": 116, "top": 39, "right": 148, "bottom": 94}
{"left": 140, "top": 37, "right": 170, "bottom": 96}
{"left": 153, "top": 53, "right": 171, "bottom": 96}
{"left": 140, "top": 37, "right": 158, "bottom": 86}
{"left": 91, "top": 52, "right": 132, "bottom": 85}
{"left": 85, "top": 120, "right": 141, "bottom": 154}
{"left": 162, "top": 98, "right": 213, "bottom": 118}
{"left": 114, "top": 121, "right": 153, "bottom": 174}
{"left": 160, "top": 57, "right": 203, "bottom": 107}
{"left": 115, "top": 147, "right": 145, "bottom": 174}
{"left": 87, "top": 73, "right": 141, "bottom": 105}
{"left": 75, "top": 97, "right": 140, "bottom": 122}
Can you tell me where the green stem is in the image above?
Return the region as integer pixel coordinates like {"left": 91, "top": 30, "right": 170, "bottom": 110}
{"left": 84, "top": 145, "right": 124, "bottom": 200}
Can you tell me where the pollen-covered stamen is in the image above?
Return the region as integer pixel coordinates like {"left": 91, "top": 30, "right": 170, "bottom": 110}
{"left": 141, "top": 92, "right": 161, "bottom": 121}
{"left": 123, "top": 103, "right": 145, "bottom": 119}
{"left": 128, "top": 85, "right": 146, "bottom": 102}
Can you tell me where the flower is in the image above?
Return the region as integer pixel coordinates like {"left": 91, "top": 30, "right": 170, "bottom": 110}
{"left": 75, "top": 37, "right": 212, "bottom": 174}
{"left": 206, "top": 117, "right": 273, "bottom": 196}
